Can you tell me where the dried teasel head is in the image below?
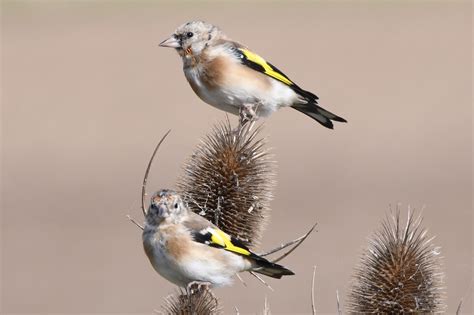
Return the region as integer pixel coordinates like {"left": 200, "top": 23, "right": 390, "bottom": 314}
{"left": 177, "top": 120, "right": 275, "bottom": 247}
{"left": 160, "top": 286, "right": 221, "bottom": 315}
{"left": 346, "top": 208, "right": 446, "bottom": 313}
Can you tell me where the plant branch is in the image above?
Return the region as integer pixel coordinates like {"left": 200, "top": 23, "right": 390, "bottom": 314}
{"left": 336, "top": 290, "right": 342, "bottom": 315}
{"left": 235, "top": 273, "right": 247, "bottom": 287}
{"left": 249, "top": 271, "right": 274, "bottom": 291}
{"left": 126, "top": 214, "right": 144, "bottom": 230}
{"left": 259, "top": 222, "right": 317, "bottom": 257}
{"left": 141, "top": 130, "right": 171, "bottom": 217}
{"left": 311, "top": 265, "right": 317, "bottom": 315}
{"left": 270, "top": 223, "right": 317, "bottom": 263}
{"left": 456, "top": 299, "right": 462, "bottom": 315}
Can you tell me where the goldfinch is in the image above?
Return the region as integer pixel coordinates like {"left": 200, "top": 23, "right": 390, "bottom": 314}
{"left": 159, "top": 20, "right": 347, "bottom": 129}
{"left": 142, "top": 189, "right": 294, "bottom": 288}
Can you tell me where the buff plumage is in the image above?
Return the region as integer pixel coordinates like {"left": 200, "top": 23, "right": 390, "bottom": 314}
{"left": 159, "top": 20, "right": 347, "bottom": 129}
{"left": 142, "top": 189, "right": 294, "bottom": 288}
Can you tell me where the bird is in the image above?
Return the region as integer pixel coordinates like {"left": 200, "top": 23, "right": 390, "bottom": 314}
{"left": 142, "top": 189, "right": 294, "bottom": 288}
{"left": 159, "top": 20, "right": 347, "bottom": 129}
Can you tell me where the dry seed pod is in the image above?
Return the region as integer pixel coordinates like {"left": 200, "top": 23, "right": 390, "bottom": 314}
{"left": 177, "top": 120, "right": 275, "bottom": 247}
{"left": 161, "top": 286, "right": 221, "bottom": 315}
{"left": 346, "top": 209, "right": 446, "bottom": 313}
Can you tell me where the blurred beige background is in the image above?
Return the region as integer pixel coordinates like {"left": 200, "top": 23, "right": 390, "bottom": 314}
{"left": 1, "top": 1, "right": 472, "bottom": 314}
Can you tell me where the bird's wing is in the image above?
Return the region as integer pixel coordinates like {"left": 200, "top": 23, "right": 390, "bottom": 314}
{"left": 233, "top": 47, "right": 319, "bottom": 102}
{"left": 183, "top": 214, "right": 252, "bottom": 257}
{"left": 182, "top": 212, "right": 294, "bottom": 279}
{"left": 236, "top": 48, "right": 294, "bottom": 86}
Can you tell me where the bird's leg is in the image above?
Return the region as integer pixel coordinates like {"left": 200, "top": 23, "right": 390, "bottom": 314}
{"left": 196, "top": 281, "right": 212, "bottom": 292}
{"left": 186, "top": 281, "right": 200, "bottom": 295}
{"left": 239, "top": 103, "right": 258, "bottom": 127}
{"left": 186, "top": 281, "right": 212, "bottom": 295}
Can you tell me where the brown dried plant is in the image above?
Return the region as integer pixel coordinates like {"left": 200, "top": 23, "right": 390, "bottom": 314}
{"left": 177, "top": 120, "right": 275, "bottom": 247}
{"left": 346, "top": 209, "right": 446, "bottom": 313}
{"left": 159, "top": 286, "right": 221, "bottom": 315}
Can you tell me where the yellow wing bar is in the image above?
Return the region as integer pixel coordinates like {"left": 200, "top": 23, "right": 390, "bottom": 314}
{"left": 210, "top": 228, "right": 251, "bottom": 256}
{"left": 240, "top": 48, "right": 294, "bottom": 86}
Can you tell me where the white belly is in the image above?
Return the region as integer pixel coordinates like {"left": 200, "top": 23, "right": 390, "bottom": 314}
{"left": 143, "top": 231, "right": 250, "bottom": 288}
{"left": 184, "top": 66, "right": 299, "bottom": 117}
{"left": 144, "top": 234, "right": 192, "bottom": 287}
{"left": 180, "top": 247, "right": 249, "bottom": 287}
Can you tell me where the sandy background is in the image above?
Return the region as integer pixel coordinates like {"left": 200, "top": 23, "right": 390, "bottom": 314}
{"left": 1, "top": 1, "right": 472, "bottom": 314}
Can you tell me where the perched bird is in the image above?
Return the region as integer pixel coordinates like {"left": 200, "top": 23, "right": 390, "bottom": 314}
{"left": 142, "top": 189, "right": 294, "bottom": 288}
{"left": 159, "top": 20, "right": 347, "bottom": 129}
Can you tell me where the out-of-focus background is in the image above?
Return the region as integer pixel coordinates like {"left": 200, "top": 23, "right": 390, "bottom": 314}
{"left": 1, "top": 1, "right": 472, "bottom": 314}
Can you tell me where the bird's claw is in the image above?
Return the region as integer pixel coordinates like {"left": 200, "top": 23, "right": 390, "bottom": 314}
{"left": 186, "top": 280, "right": 212, "bottom": 295}
{"left": 239, "top": 103, "right": 258, "bottom": 127}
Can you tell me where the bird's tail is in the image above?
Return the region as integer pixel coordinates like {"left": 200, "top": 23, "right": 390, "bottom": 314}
{"left": 292, "top": 102, "right": 347, "bottom": 129}
{"left": 251, "top": 255, "right": 294, "bottom": 279}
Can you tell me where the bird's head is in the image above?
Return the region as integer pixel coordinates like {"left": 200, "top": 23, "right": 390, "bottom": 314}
{"left": 159, "top": 21, "right": 222, "bottom": 57}
{"left": 146, "top": 189, "right": 187, "bottom": 225}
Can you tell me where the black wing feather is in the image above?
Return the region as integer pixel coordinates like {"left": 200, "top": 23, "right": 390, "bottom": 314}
{"left": 191, "top": 230, "right": 225, "bottom": 249}
{"left": 191, "top": 229, "right": 252, "bottom": 252}
{"left": 234, "top": 47, "right": 319, "bottom": 103}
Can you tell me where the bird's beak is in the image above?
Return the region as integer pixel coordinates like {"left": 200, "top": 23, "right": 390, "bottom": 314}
{"left": 159, "top": 35, "right": 180, "bottom": 48}
{"left": 157, "top": 204, "right": 168, "bottom": 217}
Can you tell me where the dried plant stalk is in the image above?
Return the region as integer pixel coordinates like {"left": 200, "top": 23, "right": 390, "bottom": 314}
{"left": 262, "top": 297, "right": 271, "bottom": 315}
{"left": 160, "top": 286, "right": 221, "bottom": 315}
{"left": 177, "top": 120, "right": 275, "bottom": 246}
{"left": 346, "top": 208, "right": 446, "bottom": 313}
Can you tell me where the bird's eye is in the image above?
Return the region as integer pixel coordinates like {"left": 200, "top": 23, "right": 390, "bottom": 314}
{"left": 186, "top": 32, "right": 194, "bottom": 38}
{"left": 174, "top": 203, "right": 179, "bottom": 209}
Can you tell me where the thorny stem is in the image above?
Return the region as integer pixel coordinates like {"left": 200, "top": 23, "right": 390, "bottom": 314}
{"left": 141, "top": 130, "right": 171, "bottom": 217}
{"left": 270, "top": 223, "right": 318, "bottom": 263}
{"left": 336, "top": 290, "right": 342, "bottom": 315}
{"left": 456, "top": 279, "right": 473, "bottom": 315}
{"left": 311, "top": 265, "right": 317, "bottom": 315}
{"left": 127, "top": 214, "right": 144, "bottom": 230}
{"left": 259, "top": 223, "right": 317, "bottom": 257}
{"left": 456, "top": 300, "right": 462, "bottom": 315}
{"left": 263, "top": 296, "right": 270, "bottom": 314}
{"left": 235, "top": 273, "right": 247, "bottom": 287}
{"left": 249, "top": 271, "right": 274, "bottom": 291}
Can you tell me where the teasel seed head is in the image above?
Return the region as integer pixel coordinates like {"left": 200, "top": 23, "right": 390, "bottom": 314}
{"left": 177, "top": 120, "right": 275, "bottom": 247}
{"left": 346, "top": 208, "right": 446, "bottom": 313}
{"left": 160, "top": 287, "right": 221, "bottom": 315}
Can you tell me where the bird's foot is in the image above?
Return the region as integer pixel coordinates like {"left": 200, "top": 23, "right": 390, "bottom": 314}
{"left": 239, "top": 103, "right": 259, "bottom": 127}
{"left": 186, "top": 280, "right": 212, "bottom": 295}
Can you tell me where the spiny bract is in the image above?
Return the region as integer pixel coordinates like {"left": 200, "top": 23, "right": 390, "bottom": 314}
{"left": 346, "top": 209, "right": 445, "bottom": 313}
{"left": 177, "top": 121, "right": 275, "bottom": 247}
{"left": 161, "top": 287, "right": 221, "bottom": 315}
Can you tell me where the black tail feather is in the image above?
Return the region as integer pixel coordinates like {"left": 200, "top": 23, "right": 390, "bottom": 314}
{"left": 292, "top": 103, "right": 347, "bottom": 129}
{"left": 251, "top": 255, "right": 295, "bottom": 279}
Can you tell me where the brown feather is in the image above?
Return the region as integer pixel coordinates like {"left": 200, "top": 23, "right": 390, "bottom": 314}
{"left": 145, "top": 224, "right": 192, "bottom": 261}
{"left": 188, "top": 50, "right": 272, "bottom": 95}
{"left": 201, "top": 56, "right": 228, "bottom": 89}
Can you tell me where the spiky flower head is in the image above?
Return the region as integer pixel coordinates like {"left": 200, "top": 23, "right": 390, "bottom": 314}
{"left": 160, "top": 287, "right": 221, "bottom": 315}
{"left": 346, "top": 209, "right": 446, "bottom": 313}
{"left": 177, "top": 120, "right": 275, "bottom": 247}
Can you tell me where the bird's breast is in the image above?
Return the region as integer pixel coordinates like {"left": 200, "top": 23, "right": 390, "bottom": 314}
{"left": 183, "top": 55, "right": 299, "bottom": 117}
{"left": 142, "top": 226, "right": 192, "bottom": 286}
{"left": 184, "top": 65, "right": 240, "bottom": 115}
